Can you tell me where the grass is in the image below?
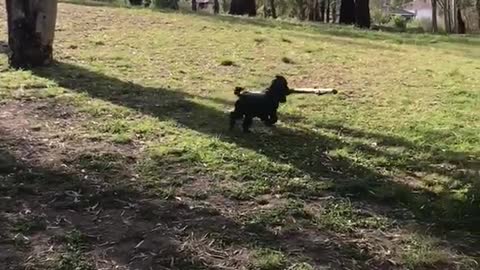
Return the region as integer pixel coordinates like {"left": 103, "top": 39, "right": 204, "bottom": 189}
{"left": 250, "top": 249, "right": 287, "bottom": 270}
{"left": 56, "top": 230, "right": 94, "bottom": 270}
{"left": 1, "top": 1, "right": 480, "bottom": 269}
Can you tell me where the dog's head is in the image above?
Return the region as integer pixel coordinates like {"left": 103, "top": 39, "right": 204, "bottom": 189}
{"left": 267, "top": 75, "right": 290, "bottom": 103}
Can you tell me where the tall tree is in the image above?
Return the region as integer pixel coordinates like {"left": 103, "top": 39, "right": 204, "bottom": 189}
{"left": 320, "top": 0, "right": 326, "bottom": 21}
{"left": 192, "top": 0, "right": 197, "bottom": 11}
{"left": 6, "top": 0, "right": 58, "bottom": 69}
{"left": 477, "top": 0, "right": 480, "bottom": 31}
{"left": 309, "top": 0, "right": 320, "bottom": 20}
{"left": 129, "top": 0, "right": 142, "bottom": 5}
{"left": 332, "top": 0, "right": 337, "bottom": 23}
{"left": 457, "top": 8, "right": 466, "bottom": 33}
{"left": 229, "top": 0, "right": 257, "bottom": 16}
{"left": 355, "top": 0, "right": 370, "bottom": 28}
{"left": 326, "top": 0, "right": 331, "bottom": 22}
{"left": 214, "top": 0, "right": 220, "bottom": 13}
{"left": 443, "top": 0, "right": 452, "bottom": 32}
{"left": 339, "top": 0, "right": 355, "bottom": 24}
{"left": 270, "top": 0, "right": 277, "bottom": 18}
{"left": 432, "top": 0, "right": 438, "bottom": 32}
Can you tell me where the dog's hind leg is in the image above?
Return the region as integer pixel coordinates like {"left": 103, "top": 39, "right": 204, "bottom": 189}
{"left": 242, "top": 115, "right": 253, "bottom": 133}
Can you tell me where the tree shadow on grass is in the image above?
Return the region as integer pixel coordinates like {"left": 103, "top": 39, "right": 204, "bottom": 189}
{"left": 30, "top": 61, "right": 480, "bottom": 250}
{"left": 0, "top": 122, "right": 372, "bottom": 269}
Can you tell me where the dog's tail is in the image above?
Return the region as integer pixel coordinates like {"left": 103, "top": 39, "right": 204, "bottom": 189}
{"left": 234, "top": 87, "right": 245, "bottom": 96}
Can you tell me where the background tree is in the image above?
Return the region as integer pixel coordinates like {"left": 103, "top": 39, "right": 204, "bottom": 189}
{"left": 308, "top": 0, "right": 320, "bottom": 21}
{"left": 355, "top": 0, "right": 370, "bottom": 27}
{"left": 477, "top": 0, "right": 480, "bottom": 30}
{"left": 6, "top": 0, "right": 58, "bottom": 69}
{"left": 214, "top": 0, "right": 220, "bottom": 13}
{"left": 229, "top": 0, "right": 257, "bottom": 16}
{"left": 320, "top": 0, "right": 326, "bottom": 21}
{"left": 192, "top": 0, "right": 197, "bottom": 11}
{"left": 270, "top": 0, "right": 277, "bottom": 18}
{"left": 339, "top": 0, "right": 355, "bottom": 24}
{"left": 457, "top": 9, "right": 466, "bottom": 33}
{"left": 432, "top": 0, "right": 438, "bottom": 32}
{"left": 326, "top": 0, "right": 331, "bottom": 22}
{"left": 332, "top": 0, "right": 337, "bottom": 22}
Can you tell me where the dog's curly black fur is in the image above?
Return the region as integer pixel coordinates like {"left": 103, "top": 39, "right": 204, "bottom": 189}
{"left": 229, "top": 75, "right": 291, "bottom": 133}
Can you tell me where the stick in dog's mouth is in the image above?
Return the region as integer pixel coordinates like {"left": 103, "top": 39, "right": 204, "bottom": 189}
{"left": 289, "top": 88, "right": 338, "bottom": 95}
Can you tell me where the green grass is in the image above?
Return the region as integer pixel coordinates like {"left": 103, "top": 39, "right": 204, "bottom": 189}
{"left": 250, "top": 249, "right": 287, "bottom": 270}
{"left": 56, "top": 230, "right": 93, "bottom": 270}
{"left": 1, "top": 1, "right": 480, "bottom": 269}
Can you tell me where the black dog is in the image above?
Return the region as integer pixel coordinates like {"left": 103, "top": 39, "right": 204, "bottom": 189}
{"left": 229, "top": 75, "right": 291, "bottom": 133}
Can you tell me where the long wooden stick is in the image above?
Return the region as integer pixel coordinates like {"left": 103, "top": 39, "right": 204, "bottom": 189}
{"left": 290, "top": 88, "right": 337, "bottom": 95}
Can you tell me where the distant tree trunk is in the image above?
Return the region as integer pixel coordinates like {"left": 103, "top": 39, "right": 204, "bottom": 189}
{"left": 444, "top": 0, "right": 451, "bottom": 32}
{"left": 452, "top": 0, "right": 458, "bottom": 32}
{"left": 129, "top": 0, "right": 142, "bottom": 5}
{"left": 457, "top": 9, "right": 466, "bottom": 33}
{"left": 247, "top": 0, "right": 257, "bottom": 16}
{"left": 214, "top": 0, "right": 220, "bottom": 13}
{"left": 222, "top": 0, "right": 228, "bottom": 12}
{"left": 6, "top": 0, "right": 58, "bottom": 69}
{"left": 326, "top": 0, "right": 330, "bottom": 22}
{"left": 192, "top": 0, "right": 197, "bottom": 11}
{"left": 319, "top": 0, "right": 326, "bottom": 21}
{"left": 270, "top": 0, "right": 277, "bottom": 18}
{"left": 229, "top": 0, "right": 256, "bottom": 16}
{"left": 339, "top": 0, "right": 355, "bottom": 24}
{"left": 309, "top": 0, "right": 320, "bottom": 21}
{"left": 432, "top": 0, "right": 438, "bottom": 32}
{"left": 332, "top": 0, "right": 337, "bottom": 22}
{"left": 477, "top": 0, "right": 480, "bottom": 31}
{"left": 355, "top": 0, "right": 370, "bottom": 28}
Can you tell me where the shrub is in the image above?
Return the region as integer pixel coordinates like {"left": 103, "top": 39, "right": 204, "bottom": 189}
{"left": 392, "top": 15, "right": 408, "bottom": 31}
{"left": 372, "top": 9, "right": 391, "bottom": 25}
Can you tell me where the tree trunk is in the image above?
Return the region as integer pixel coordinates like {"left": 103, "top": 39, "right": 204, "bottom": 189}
{"left": 355, "top": 0, "right": 370, "bottom": 28}
{"left": 326, "top": 0, "right": 330, "bottom": 22}
{"left": 457, "top": 9, "right": 466, "bottom": 33}
{"left": 129, "top": 0, "right": 142, "bottom": 5}
{"left": 222, "top": 0, "right": 228, "bottom": 12}
{"left": 308, "top": 0, "right": 320, "bottom": 21}
{"left": 270, "top": 0, "right": 277, "bottom": 18}
{"left": 320, "top": 0, "right": 326, "bottom": 21}
{"left": 444, "top": 0, "right": 451, "bottom": 32}
{"left": 477, "top": 0, "right": 480, "bottom": 31}
{"left": 339, "top": 0, "right": 355, "bottom": 24}
{"left": 6, "top": 0, "right": 58, "bottom": 69}
{"left": 192, "top": 0, "right": 197, "bottom": 11}
{"left": 452, "top": 0, "right": 457, "bottom": 32}
{"left": 229, "top": 0, "right": 256, "bottom": 16}
{"left": 432, "top": 0, "right": 438, "bottom": 32}
{"left": 213, "top": 0, "right": 220, "bottom": 13}
{"left": 332, "top": 0, "right": 337, "bottom": 23}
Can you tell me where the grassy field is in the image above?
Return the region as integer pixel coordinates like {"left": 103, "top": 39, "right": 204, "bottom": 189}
{"left": 1, "top": 2, "right": 480, "bottom": 269}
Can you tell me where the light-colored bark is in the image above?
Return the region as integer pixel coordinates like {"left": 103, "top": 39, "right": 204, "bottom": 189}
{"left": 6, "top": 0, "right": 58, "bottom": 68}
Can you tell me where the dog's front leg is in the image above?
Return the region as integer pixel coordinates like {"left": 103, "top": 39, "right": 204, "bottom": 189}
{"left": 229, "top": 111, "right": 242, "bottom": 130}
{"left": 264, "top": 111, "right": 278, "bottom": 127}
